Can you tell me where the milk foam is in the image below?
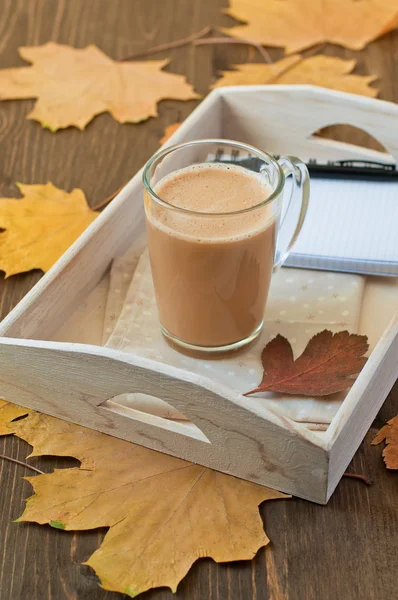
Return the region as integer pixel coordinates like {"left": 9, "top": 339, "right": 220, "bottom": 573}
{"left": 149, "top": 163, "right": 276, "bottom": 242}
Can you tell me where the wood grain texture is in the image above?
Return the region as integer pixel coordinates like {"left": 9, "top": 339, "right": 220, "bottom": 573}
{"left": 0, "top": 338, "right": 328, "bottom": 502}
{"left": 0, "top": 0, "right": 397, "bottom": 598}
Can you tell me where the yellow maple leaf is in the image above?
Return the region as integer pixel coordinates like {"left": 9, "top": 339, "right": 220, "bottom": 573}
{"left": 0, "top": 43, "right": 199, "bottom": 131}
{"left": 223, "top": 0, "right": 398, "bottom": 53}
{"left": 212, "top": 55, "right": 378, "bottom": 98}
{"left": 0, "top": 402, "right": 288, "bottom": 597}
{"left": 0, "top": 183, "right": 98, "bottom": 277}
{"left": 0, "top": 400, "right": 31, "bottom": 434}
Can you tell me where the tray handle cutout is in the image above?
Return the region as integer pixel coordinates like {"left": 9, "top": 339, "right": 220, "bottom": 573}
{"left": 0, "top": 340, "right": 329, "bottom": 501}
{"left": 312, "top": 124, "right": 388, "bottom": 154}
{"left": 100, "top": 393, "right": 210, "bottom": 443}
{"left": 0, "top": 339, "right": 259, "bottom": 452}
{"left": 222, "top": 87, "right": 398, "bottom": 168}
{"left": 282, "top": 88, "right": 398, "bottom": 164}
{"left": 308, "top": 122, "right": 396, "bottom": 163}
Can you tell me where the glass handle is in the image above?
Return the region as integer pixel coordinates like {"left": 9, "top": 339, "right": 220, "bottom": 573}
{"left": 273, "top": 156, "right": 310, "bottom": 272}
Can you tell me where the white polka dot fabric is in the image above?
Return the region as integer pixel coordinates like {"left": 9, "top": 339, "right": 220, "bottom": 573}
{"left": 105, "top": 245, "right": 365, "bottom": 428}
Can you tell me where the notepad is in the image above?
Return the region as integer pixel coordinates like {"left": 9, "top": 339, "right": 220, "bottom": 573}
{"left": 286, "top": 178, "right": 398, "bottom": 276}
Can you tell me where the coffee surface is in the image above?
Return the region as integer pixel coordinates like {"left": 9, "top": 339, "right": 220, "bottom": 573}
{"left": 155, "top": 163, "right": 270, "bottom": 211}
{"left": 151, "top": 163, "right": 274, "bottom": 241}
{"left": 145, "top": 162, "right": 278, "bottom": 348}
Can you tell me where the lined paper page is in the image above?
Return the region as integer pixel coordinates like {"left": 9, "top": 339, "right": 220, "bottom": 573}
{"left": 286, "top": 179, "right": 398, "bottom": 276}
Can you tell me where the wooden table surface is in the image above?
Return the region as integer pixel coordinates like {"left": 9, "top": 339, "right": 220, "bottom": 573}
{"left": 0, "top": 1, "right": 397, "bottom": 598}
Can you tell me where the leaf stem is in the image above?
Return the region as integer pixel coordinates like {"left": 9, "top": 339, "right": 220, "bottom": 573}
{"left": 343, "top": 472, "right": 373, "bottom": 485}
{"left": 195, "top": 39, "right": 328, "bottom": 84}
{"left": 119, "top": 26, "right": 212, "bottom": 61}
{"left": 194, "top": 37, "right": 273, "bottom": 64}
{"left": 264, "top": 43, "right": 328, "bottom": 84}
{"left": 0, "top": 453, "right": 44, "bottom": 475}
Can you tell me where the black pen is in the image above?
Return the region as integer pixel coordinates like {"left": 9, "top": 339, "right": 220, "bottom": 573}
{"left": 213, "top": 150, "right": 398, "bottom": 181}
{"left": 305, "top": 159, "right": 398, "bottom": 181}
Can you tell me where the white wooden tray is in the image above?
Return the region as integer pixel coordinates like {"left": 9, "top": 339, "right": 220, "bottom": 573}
{"left": 0, "top": 85, "right": 397, "bottom": 504}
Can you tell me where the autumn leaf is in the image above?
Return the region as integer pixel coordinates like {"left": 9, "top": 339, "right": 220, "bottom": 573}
{"left": 0, "top": 43, "right": 199, "bottom": 131}
{"left": 212, "top": 55, "right": 378, "bottom": 97}
{"left": 222, "top": 0, "right": 398, "bottom": 53}
{"left": 0, "top": 183, "right": 98, "bottom": 277}
{"left": 0, "top": 400, "right": 31, "bottom": 434}
{"left": 0, "top": 402, "right": 288, "bottom": 597}
{"left": 160, "top": 122, "right": 181, "bottom": 144}
{"left": 371, "top": 416, "right": 398, "bottom": 470}
{"left": 245, "top": 330, "right": 368, "bottom": 397}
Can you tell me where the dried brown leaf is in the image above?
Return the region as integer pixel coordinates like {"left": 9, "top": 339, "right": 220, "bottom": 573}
{"left": 371, "top": 416, "right": 398, "bottom": 470}
{"left": 245, "top": 330, "right": 368, "bottom": 397}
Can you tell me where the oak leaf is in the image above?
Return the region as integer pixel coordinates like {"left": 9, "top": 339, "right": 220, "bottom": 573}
{"left": 222, "top": 0, "right": 398, "bottom": 53}
{"left": 0, "top": 183, "right": 98, "bottom": 277}
{"left": 245, "top": 330, "right": 368, "bottom": 397}
{"left": 371, "top": 416, "right": 398, "bottom": 469}
{"left": 0, "top": 402, "right": 288, "bottom": 597}
{"left": 0, "top": 43, "right": 199, "bottom": 131}
{"left": 212, "top": 55, "right": 378, "bottom": 98}
{"left": 160, "top": 122, "right": 181, "bottom": 144}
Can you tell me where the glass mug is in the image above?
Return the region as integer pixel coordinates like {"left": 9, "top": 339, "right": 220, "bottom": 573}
{"left": 143, "top": 139, "right": 310, "bottom": 354}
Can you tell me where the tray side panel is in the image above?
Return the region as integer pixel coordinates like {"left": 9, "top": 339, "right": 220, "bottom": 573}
{"left": 219, "top": 85, "right": 398, "bottom": 164}
{"left": 0, "top": 338, "right": 329, "bottom": 503}
{"left": 326, "top": 312, "right": 398, "bottom": 499}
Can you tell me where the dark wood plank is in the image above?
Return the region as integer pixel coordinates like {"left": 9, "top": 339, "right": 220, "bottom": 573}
{"left": 0, "top": 1, "right": 397, "bottom": 599}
